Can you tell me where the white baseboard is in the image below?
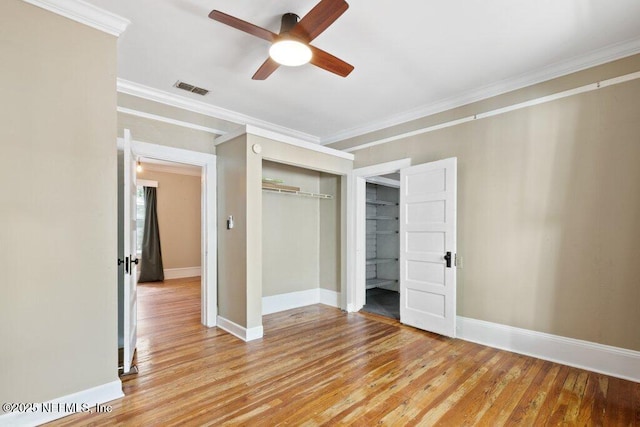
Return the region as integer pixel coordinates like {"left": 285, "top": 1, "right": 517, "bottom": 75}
{"left": 0, "top": 380, "right": 123, "bottom": 426}
{"left": 457, "top": 316, "right": 640, "bottom": 383}
{"left": 216, "top": 315, "right": 263, "bottom": 342}
{"left": 218, "top": 288, "right": 341, "bottom": 340}
{"left": 320, "top": 288, "right": 341, "bottom": 307}
{"left": 163, "top": 266, "right": 201, "bottom": 280}
{"left": 262, "top": 289, "right": 318, "bottom": 315}
{"left": 262, "top": 288, "right": 342, "bottom": 315}
{"left": 346, "top": 303, "right": 360, "bottom": 313}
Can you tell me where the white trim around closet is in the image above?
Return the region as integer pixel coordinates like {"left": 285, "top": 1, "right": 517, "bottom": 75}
{"left": 346, "top": 158, "right": 412, "bottom": 312}
{"left": 216, "top": 316, "right": 264, "bottom": 342}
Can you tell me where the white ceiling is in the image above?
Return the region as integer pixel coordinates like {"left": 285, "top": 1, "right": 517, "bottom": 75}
{"left": 85, "top": 0, "right": 640, "bottom": 143}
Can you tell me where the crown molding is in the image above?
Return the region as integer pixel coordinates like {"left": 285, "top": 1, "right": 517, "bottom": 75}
{"left": 321, "top": 37, "right": 640, "bottom": 146}
{"left": 22, "top": 0, "right": 130, "bottom": 37}
{"left": 117, "top": 79, "right": 321, "bottom": 145}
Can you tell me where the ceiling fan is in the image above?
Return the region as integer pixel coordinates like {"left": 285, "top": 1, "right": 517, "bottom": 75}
{"left": 209, "top": 0, "right": 354, "bottom": 80}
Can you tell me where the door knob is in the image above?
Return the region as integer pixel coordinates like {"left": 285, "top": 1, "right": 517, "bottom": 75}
{"left": 444, "top": 251, "right": 452, "bottom": 268}
{"left": 124, "top": 256, "right": 139, "bottom": 275}
{"left": 128, "top": 256, "right": 139, "bottom": 274}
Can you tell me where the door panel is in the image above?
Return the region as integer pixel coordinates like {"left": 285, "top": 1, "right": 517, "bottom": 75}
{"left": 123, "top": 129, "right": 138, "bottom": 374}
{"left": 406, "top": 231, "right": 445, "bottom": 253}
{"left": 406, "top": 200, "right": 447, "bottom": 223}
{"left": 406, "top": 260, "right": 445, "bottom": 286}
{"left": 400, "top": 158, "right": 457, "bottom": 337}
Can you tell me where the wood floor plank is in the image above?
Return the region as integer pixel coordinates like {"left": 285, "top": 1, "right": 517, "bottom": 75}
{"left": 606, "top": 374, "right": 635, "bottom": 426}
{"left": 573, "top": 372, "right": 599, "bottom": 425}
{"left": 432, "top": 353, "right": 526, "bottom": 426}
{"left": 475, "top": 355, "right": 542, "bottom": 425}
{"left": 635, "top": 377, "right": 640, "bottom": 425}
{"left": 46, "top": 278, "right": 640, "bottom": 426}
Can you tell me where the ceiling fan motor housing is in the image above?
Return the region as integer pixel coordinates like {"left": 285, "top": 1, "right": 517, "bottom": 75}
{"left": 280, "top": 13, "right": 301, "bottom": 35}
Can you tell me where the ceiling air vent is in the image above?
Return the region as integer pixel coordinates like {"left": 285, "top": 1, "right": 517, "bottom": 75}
{"left": 174, "top": 80, "right": 209, "bottom": 96}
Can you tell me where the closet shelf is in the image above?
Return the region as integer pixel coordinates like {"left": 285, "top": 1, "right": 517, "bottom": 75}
{"left": 366, "top": 278, "right": 398, "bottom": 289}
{"left": 366, "top": 199, "right": 397, "bottom": 206}
{"left": 366, "top": 258, "right": 398, "bottom": 265}
{"left": 262, "top": 186, "right": 333, "bottom": 199}
{"left": 366, "top": 216, "right": 398, "bottom": 220}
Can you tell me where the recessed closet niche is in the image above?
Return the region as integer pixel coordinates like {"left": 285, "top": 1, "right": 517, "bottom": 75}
{"left": 362, "top": 179, "right": 400, "bottom": 319}
{"left": 261, "top": 160, "right": 341, "bottom": 308}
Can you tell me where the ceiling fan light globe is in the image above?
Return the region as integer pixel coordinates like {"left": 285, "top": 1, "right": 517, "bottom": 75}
{"left": 269, "top": 40, "right": 312, "bottom": 66}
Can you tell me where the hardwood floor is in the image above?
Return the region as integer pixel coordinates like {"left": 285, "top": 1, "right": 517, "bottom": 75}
{"left": 49, "top": 277, "right": 639, "bottom": 426}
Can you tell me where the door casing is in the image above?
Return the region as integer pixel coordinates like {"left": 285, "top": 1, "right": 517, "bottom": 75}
{"left": 347, "top": 158, "right": 411, "bottom": 311}
{"left": 347, "top": 157, "right": 457, "bottom": 337}
{"left": 117, "top": 136, "right": 217, "bottom": 327}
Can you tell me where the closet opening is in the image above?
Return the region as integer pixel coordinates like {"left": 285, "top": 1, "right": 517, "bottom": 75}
{"left": 351, "top": 157, "right": 457, "bottom": 335}
{"left": 261, "top": 160, "right": 342, "bottom": 315}
{"left": 361, "top": 173, "right": 400, "bottom": 320}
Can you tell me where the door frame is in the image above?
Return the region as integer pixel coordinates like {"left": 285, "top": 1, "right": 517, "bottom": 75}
{"left": 117, "top": 137, "right": 217, "bottom": 327}
{"left": 346, "top": 158, "right": 411, "bottom": 312}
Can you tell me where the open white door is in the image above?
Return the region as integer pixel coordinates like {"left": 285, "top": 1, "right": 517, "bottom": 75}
{"left": 123, "top": 129, "right": 138, "bottom": 374}
{"left": 400, "top": 157, "right": 457, "bottom": 337}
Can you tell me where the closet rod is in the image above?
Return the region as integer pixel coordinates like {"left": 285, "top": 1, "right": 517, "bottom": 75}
{"left": 262, "top": 187, "right": 334, "bottom": 199}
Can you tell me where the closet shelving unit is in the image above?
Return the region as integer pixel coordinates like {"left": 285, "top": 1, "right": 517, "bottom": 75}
{"left": 365, "top": 183, "right": 400, "bottom": 290}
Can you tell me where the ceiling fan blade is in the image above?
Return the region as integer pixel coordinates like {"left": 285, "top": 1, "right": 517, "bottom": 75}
{"left": 252, "top": 57, "right": 280, "bottom": 80}
{"left": 309, "top": 45, "right": 354, "bottom": 77}
{"left": 290, "top": 0, "right": 349, "bottom": 42}
{"left": 209, "top": 10, "right": 277, "bottom": 43}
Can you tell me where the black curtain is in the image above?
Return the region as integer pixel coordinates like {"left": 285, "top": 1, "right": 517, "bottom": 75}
{"left": 138, "top": 186, "right": 164, "bottom": 282}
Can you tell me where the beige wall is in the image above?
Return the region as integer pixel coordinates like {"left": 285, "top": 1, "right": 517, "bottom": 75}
{"left": 246, "top": 137, "right": 263, "bottom": 329}
{"left": 262, "top": 161, "right": 320, "bottom": 296}
{"left": 118, "top": 93, "right": 236, "bottom": 135}
{"left": 216, "top": 135, "right": 252, "bottom": 327}
{"left": 118, "top": 115, "right": 215, "bottom": 154}
{"left": 137, "top": 169, "right": 201, "bottom": 269}
{"left": 117, "top": 93, "right": 226, "bottom": 154}
{"left": 320, "top": 174, "right": 342, "bottom": 292}
{"left": 0, "top": 0, "right": 119, "bottom": 402}
{"left": 334, "top": 61, "right": 640, "bottom": 351}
